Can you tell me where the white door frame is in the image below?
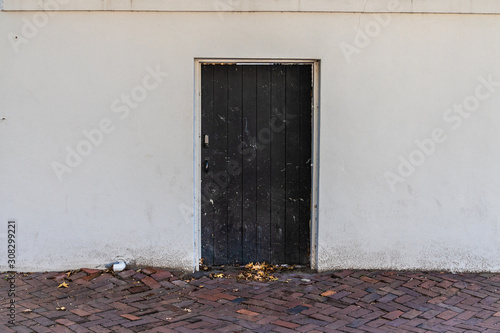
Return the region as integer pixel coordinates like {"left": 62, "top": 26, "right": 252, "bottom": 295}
{"left": 193, "top": 58, "right": 320, "bottom": 271}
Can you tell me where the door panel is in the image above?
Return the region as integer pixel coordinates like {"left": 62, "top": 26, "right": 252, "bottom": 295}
{"left": 256, "top": 66, "right": 272, "bottom": 262}
{"left": 226, "top": 65, "right": 244, "bottom": 264}
{"left": 201, "top": 64, "right": 312, "bottom": 265}
{"left": 241, "top": 65, "right": 258, "bottom": 264}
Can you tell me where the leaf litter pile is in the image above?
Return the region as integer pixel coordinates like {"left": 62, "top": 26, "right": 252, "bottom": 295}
{"left": 208, "top": 262, "right": 295, "bottom": 282}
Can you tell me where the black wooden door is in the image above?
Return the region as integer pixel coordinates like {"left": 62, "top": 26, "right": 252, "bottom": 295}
{"left": 201, "top": 64, "right": 312, "bottom": 265}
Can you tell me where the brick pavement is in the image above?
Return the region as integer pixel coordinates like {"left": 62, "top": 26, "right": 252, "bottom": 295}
{"left": 2, "top": 267, "right": 500, "bottom": 332}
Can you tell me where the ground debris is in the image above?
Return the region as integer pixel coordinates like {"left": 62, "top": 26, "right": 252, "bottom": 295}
{"left": 205, "top": 262, "right": 295, "bottom": 281}
{"left": 199, "top": 258, "right": 209, "bottom": 271}
{"left": 236, "top": 262, "right": 294, "bottom": 282}
{"left": 209, "top": 272, "right": 227, "bottom": 279}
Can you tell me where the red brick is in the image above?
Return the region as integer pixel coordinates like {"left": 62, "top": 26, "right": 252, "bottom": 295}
{"left": 141, "top": 276, "right": 162, "bottom": 289}
{"left": 151, "top": 270, "right": 173, "bottom": 281}
{"left": 67, "top": 271, "right": 88, "bottom": 282}
{"left": 360, "top": 276, "right": 379, "bottom": 284}
{"left": 332, "top": 270, "right": 353, "bottom": 278}
{"left": 128, "top": 285, "right": 151, "bottom": 293}
{"left": 70, "top": 309, "right": 92, "bottom": 317}
{"left": 55, "top": 318, "right": 76, "bottom": 326}
{"left": 80, "top": 272, "right": 101, "bottom": 281}
{"left": 141, "top": 267, "right": 157, "bottom": 275}
{"left": 428, "top": 296, "right": 447, "bottom": 304}
{"left": 401, "top": 309, "right": 422, "bottom": 319}
{"left": 272, "top": 320, "right": 300, "bottom": 329}
{"left": 437, "top": 280, "right": 454, "bottom": 288}
{"left": 420, "top": 280, "right": 437, "bottom": 289}
{"left": 198, "top": 293, "right": 222, "bottom": 302}
{"left": 214, "top": 293, "right": 237, "bottom": 300}
{"left": 437, "top": 310, "right": 459, "bottom": 320}
{"left": 456, "top": 310, "right": 475, "bottom": 320}
{"left": 236, "top": 309, "right": 260, "bottom": 316}
{"left": 383, "top": 310, "right": 404, "bottom": 320}
{"left": 120, "top": 314, "right": 141, "bottom": 321}
{"left": 118, "top": 270, "right": 137, "bottom": 279}
{"left": 50, "top": 273, "right": 67, "bottom": 282}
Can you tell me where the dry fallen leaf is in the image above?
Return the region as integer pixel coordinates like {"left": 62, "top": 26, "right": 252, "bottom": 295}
{"left": 58, "top": 282, "right": 69, "bottom": 288}
{"left": 321, "top": 290, "right": 336, "bottom": 297}
{"left": 237, "top": 262, "right": 283, "bottom": 282}
{"left": 199, "top": 258, "right": 209, "bottom": 271}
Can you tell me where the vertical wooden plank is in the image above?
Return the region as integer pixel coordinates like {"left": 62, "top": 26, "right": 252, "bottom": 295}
{"left": 256, "top": 66, "right": 272, "bottom": 263}
{"left": 270, "top": 65, "right": 287, "bottom": 264}
{"left": 298, "top": 65, "right": 312, "bottom": 264}
{"left": 285, "top": 65, "right": 301, "bottom": 263}
{"left": 241, "top": 65, "right": 258, "bottom": 263}
{"left": 212, "top": 65, "right": 229, "bottom": 265}
{"left": 227, "top": 65, "right": 243, "bottom": 264}
{"left": 201, "top": 65, "right": 215, "bottom": 265}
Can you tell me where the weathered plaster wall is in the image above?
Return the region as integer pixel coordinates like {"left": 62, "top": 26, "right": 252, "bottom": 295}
{"left": 1, "top": 10, "right": 500, "bottom": 272}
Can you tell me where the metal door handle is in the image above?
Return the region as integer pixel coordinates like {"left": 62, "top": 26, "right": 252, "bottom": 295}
{"left": 204, "top": 158, "right": 209, "bottom": 173}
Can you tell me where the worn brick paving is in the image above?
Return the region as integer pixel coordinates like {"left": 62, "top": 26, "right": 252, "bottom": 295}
{"left": 2, "top": 268, "right": 500, "bottom": 332}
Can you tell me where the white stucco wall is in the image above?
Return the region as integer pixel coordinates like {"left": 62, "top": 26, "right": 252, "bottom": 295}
{"left": 1, "top": 7, "right": 500, "bottom": 272}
